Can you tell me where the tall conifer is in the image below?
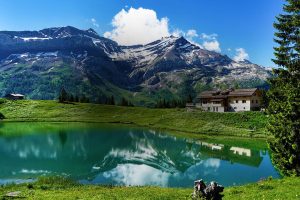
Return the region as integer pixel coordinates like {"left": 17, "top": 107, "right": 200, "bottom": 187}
{"left": 267, "top": 0, "right": 300, "bottom": 176}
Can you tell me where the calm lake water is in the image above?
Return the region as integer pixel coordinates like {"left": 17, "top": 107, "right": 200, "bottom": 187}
{"left": 0, "top": 122, "right": 280, "bottom": 187}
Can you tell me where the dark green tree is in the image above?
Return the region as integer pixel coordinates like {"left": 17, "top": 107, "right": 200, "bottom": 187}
{"left": 233, "top": 82, "right": 240, "bottom": 89}
{"left": 74, "top": 95, "right": 79, "bottom": 102}
{"left": 178, "top": 78, "right": 196, "bottom": 102}
{"left": 155, "top": 99, "right": 163, "bottom": 108}
{"left": 68, "top": 94, "right": 74, "bottom": 102}
{"left": 58, "top": 87, "right": 68, "bottom": 103}
{"left": 120, "top": 97, "right": 129, "bottom": 106}
{"left": 0, "top": 112, "right": 5, "bottom": 120}
{"left": 105, "top": 95, "right": 115, "bottom": 105}
{"left": 128, "top": 101, "right": 134, "bottom": 107}
{"left": 187, "top": 94, "right": 193, "bottom": 103}
{"left": 80, "top": 95, "right": 89, "bottom": 103}
{"left": 267, "top": 0, "right": 300, "bottom": 176}
{"left": 110, "top": 96, "right": 115, "bottom": 105}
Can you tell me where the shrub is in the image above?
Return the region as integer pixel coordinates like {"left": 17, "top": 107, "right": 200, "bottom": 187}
{"left": 0, "top": 112, "right": 5, "bottom": 120}
{"left": 0, "top": 98, "right": 7, "bottom": 104}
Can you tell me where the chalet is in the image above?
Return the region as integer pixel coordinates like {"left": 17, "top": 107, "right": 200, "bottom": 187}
{"left": 5, "top": 93, "right": 25, "bottom": 100}
{"left": 195, "top": 88, "right": 262, "bottom": 112}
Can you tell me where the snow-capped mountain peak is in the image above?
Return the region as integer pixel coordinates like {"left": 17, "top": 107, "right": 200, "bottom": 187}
{"left": 0, "top": 26, "right": 272, "bottom": 101}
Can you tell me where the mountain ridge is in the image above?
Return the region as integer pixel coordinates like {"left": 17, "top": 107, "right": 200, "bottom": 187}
{"left": 0, "top": 26, "right": 272, "bottom": 105}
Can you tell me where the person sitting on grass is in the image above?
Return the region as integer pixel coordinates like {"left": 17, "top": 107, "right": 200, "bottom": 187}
{"left": 193, "top": 179, "right": 206, "bottom": 198}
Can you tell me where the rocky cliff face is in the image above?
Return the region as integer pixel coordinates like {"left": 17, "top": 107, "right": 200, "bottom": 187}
{"left": 0, "top": 26, "right": 272, "bottom": 104}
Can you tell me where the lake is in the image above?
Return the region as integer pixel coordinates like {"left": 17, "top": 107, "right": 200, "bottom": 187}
{"left": 0, "top": 122, "right": 280, "bottom": 187}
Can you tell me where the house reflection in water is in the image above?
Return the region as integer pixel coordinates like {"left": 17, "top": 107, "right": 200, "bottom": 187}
{"left": 186, "top": 139, "right": 263, "bottom": 167}
{"left": 230, "top": 147, "right": 251, "bottom": 157}
{"left": 201, "top": 142, "right": 224, "bottom": 151}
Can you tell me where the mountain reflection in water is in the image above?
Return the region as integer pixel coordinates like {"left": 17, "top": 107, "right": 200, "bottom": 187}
{"left": 0, "top": 123, "right": 280, "bottom": 187}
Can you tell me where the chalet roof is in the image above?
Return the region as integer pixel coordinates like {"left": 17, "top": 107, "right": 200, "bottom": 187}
{"left": 227, "top": 88, "right": 257, "bottom": 97}
{"left": 199, "top": 91, "right": 227, "bottom": 99}
{"left": 198, "top": 88, "right": 258, "bottom": 99}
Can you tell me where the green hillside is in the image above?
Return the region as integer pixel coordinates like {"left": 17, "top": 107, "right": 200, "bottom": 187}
{"left": 0, "top": 99, "right": 269, "bottom": 138}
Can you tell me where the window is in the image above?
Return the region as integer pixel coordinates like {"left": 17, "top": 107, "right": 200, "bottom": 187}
{"left": 256, "top": 100, "right": 258, "bottom": 104}
{"left": 244, "top": 107, "right": 246, "bottom": 109}
{"left": 234, "top": 107, "right": 237, "bottom": 110}
{"left": 242, "top": 100, "right": 246, "bottom": 103}
{"left": 216, "top": 107, "right": 218, "bottom": 112}
{"left": 202, "top": 101, "right": 207, "bottom": 104}
{"left": 236, "top": 100, "right": 238, "bottom": 103}
{"left": 252, "top": 100, "right": 254, "bottom": 103}
{"left": 208, "top": 107, "right": 211, "bottom": 111}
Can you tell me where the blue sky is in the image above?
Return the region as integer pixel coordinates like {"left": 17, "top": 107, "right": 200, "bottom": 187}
{"left": 0, "top": 0, "right": 284, "bottom": 67}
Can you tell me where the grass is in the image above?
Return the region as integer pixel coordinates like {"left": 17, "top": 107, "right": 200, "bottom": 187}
{"left": 0, "top": 176, "right": 299, "bottom": 200}
{"left": 2, "top": 99, "right": 298, "bottom": 199}
{"left": 0, "top": 99, "right": 269, "bottom": 138}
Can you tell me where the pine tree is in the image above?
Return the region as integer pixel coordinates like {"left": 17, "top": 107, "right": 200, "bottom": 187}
{"left": 178, "top": 78, "right": 196, "bottom": 102}
{"left": 80, "top": 95, "right": 88, "bottom": 103}
{"left": 106, "top": 95, "right": 115, "bottom": 105}
{"left": 267, "top": 0, "right": 300, "bottom": 176}
{"left": 120, "top": 97, "right": 129, "bottom": 106}
{"left": 74, "top": 95, "right": 79, "bottom": 102}
{"left": 128, "top": 101, "right": 134, "bottom": 107}
{"left": 110, "top": 96, "right": 115, "bottom": 105}
{"left": 0, "top": 112, "right": 5, "bottom": 120}
{"left": 58, "top": 87, "right": 68, "bottom": 103}
{"left": 69, "top": 94, "right": 74, "bottom": 102}
{"left": 155, "top": 99, "right": 163, "bottom": 108}
{"left": 96, "top": 96, "right": 103, "bottom": 104}
{"left": 187, "top": 94, "right": 193, "bottom": 103}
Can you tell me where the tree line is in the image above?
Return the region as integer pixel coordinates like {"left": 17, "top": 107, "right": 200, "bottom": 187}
{"left": 155, "top": 99, "right": 187, "bottom": 108}
{"left": 58, "top": 87, "right": 134, "bottom": 107}
{"left": 155, "top": 94, "right": 193, "bottom": 108}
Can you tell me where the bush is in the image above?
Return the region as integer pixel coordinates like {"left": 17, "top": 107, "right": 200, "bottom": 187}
{"left": 0, "top": 112, "right": 5, "bottom": 120}
{"left": 0, "top": 98, "right": 7, "bottom": 104}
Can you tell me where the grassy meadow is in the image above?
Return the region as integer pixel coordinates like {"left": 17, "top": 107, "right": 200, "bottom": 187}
{"left": 1, "top": 99, "right": 299, "bottom": 199}
{"left": 0, "top": 99, "right": 269, "bottom": 138}
{"left": 0, "top": 176, "right": 299, "bottom": 200}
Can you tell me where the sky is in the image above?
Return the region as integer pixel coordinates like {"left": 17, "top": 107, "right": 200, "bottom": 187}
{"left": 0, "top": 0, "right": 284, "bottom": 67}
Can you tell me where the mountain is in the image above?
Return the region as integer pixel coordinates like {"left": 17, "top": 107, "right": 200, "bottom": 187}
{"left": 0, "top": 26, "right": 272, "bottom": 105}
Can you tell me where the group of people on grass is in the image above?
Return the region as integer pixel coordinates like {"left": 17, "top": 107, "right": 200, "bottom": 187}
{"left": 192, "top": 179, "right": 224, "bottom": 200}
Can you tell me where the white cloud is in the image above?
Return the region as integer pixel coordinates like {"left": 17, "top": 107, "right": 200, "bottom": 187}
{"left": 198, "top": 33, "right": 221, "bottom": 52}
{"left": 103, "top": 164, "right": 170, "bottom": 186}
{"left": 200, "top": 33, "right": 218, "bottom": 40}
{"left": 104, "top": 7, "right": 222, "bottom": 52}
{"left": 91, "top": 18, "right": 99, "bottom": 28}
{"left": 186, "top": 29, "right": 198, "bottom": 38}
{"left": 233, "top": 48, "right": 249, "bottom": 62}
{"left": 203, "top": 40, "right": 221, "bottom": 52}
{"left": 203, "top": 158, "right": 221, "bottom": 168}
{"left": 104, "top": 7, "right": 170, "bottom": 45}
{"left": 182, "top": 29, "right": 203, "bottom": 48}
{"left": 171, "top": 28, "right": 184, "bottom": 37}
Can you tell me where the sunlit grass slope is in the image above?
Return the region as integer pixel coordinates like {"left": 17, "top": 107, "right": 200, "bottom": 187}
{"left": 0, "top": 177, "right": 299, "bottom": 200}
{"left": 0, "top": 99, "right": 269, "bottom": 138}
